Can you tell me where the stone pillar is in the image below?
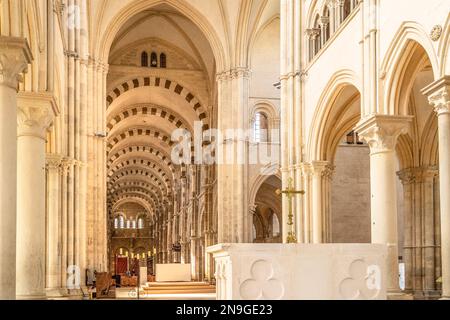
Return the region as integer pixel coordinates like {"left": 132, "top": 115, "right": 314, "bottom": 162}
{"left": 305, "top": 29, "right": 314, "bottom": 63}
{"left": 398, "top": 167, "right": 440, "bottom": 298}
{"left": 301, "top": 164, "right": 313, "bottom": 243}
{"left": 305, "top": 29, "right": 321, "bottom": 60}
{"left": 397, "top": 169, "right": 415, "bottom": 294}
{"left": 310, "top": 161, "right": 334, "bottom": 244}
{"left": 319, "top": 16, "right": 330, "bottom": 46}
{"left": 337, "top": 0, "right": 345, "bottom": 24}
{"left": 0, "top": 36, "right": 32, "bottom": 300}
{"left": 45, "top": 154, "right": 63, "bottom": 297}
{"left": 16, "top": 92, "right": 57, "bottom": 299}
{"left": 422, "top": 76, "right": 450, "bottom": 298}
{"left": 356, "top": 115, "right": 412, "bottom": 293}
{"left": 216, "top": 68, "right": 250, "bottom": 243}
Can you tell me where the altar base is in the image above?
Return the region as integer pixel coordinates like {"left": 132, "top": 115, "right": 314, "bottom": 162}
{"left": 207, "top": 243, "right": 387, "bottom": 300}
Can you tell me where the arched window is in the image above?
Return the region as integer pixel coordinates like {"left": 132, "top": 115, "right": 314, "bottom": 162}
{"left": 141, "top": 51, "right": 148, "bottom": 67}
{"left": 126, "top": 219, "right": 131, "bottom": 229}
{"left": 343, "top": 0, "right": 352, "bottom": 20}
{"left": 150, "top": 52, "right": 158, "bottom": 67}
{"left": 323, "top": 7, "right": 331, "bottom": 42}
{"left": 138, "top": 217, "right": 144, "bottom": 229}
{"left": 254, "top": 112, "right": 269, "bottom": 142}
{"left": 314, "top": 15, "right": 322, "bottom": 52}
{"left": 160, "top": 53, "right": 167, "bottom": 68}
{"left": 119, "top": 216, "right": 125, "bottom": 229}
{"left": 252, "top": 223, "right": 257, "bottom": 242}
{"left": 272, "top": 213, "right": 280, "bottom": 237}
{"left": 114, "top": 217, "right": 119, "bottom": 229}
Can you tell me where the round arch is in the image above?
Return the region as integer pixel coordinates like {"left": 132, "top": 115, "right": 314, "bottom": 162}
{"left": 307, "top": 69, "right": 362, "bottom": 161}
{"left": 381, "top": 22, "right": 439, "bottom": 116}
{"left": 95, "top": 0, "right": 227, "bottom": 71}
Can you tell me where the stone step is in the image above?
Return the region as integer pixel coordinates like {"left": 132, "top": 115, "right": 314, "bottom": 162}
{"left": 142, "top": 288, "right": 216, "bottom": 294}
{"left": 145, "top": 281, "right": 210, "bottom": 287}
{"left": 142, "top": 282, "right": 216, "bottom": 295}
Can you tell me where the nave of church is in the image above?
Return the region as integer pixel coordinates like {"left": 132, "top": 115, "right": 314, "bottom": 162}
{"left": 1, "top": 0, "right": 450, "bottom": 300}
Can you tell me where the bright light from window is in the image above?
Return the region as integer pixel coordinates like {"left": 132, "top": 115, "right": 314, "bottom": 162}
{"left": 253, "top": 112, "right": 268, "bottom": 142}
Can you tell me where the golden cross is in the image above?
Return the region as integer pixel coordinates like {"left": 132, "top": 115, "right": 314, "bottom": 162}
{"left": 275, "top": 177, "right": 305, "bottom": 243}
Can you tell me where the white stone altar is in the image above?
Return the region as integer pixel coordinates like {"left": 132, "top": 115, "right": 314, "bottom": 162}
{"left": 155, "top": 264, "right": 192, "bottom": 282}
{"left": 207, "top": 243, "right": 387, "bottom": 300}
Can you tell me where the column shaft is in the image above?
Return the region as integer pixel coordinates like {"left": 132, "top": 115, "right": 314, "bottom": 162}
{"left": 356, "top": 115, "right": 412, "bottom": 293}
{"left": 0, "top": 83, "right": 19, "bottom": 300}
{"left": 16, "top": 93, "right": 56, "bottom": 298}
{"left": 423, "top": 77, "right": 450, "bottom": 298}
{"left": 0, "top": 36, "right": 32, "bottom": 299}
{"left": 438, "top": 112, "right": 450, "bottom": 297}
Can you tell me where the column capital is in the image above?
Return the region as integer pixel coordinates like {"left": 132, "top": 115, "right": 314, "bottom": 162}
{"left": 216, "top": 67, "right": 251, "bottom": 81}
{"left": 61, "top": 157, "right": 75, "bottom": 174}
{"left": 320, "top": 16, "right": 330, "bottom": 26}
{"left": 422, "top": 76, "right": 450, "bottom": 116}
{"left": 305, "top": 28, "right": 321, "bottom": 39}
{"left": 310, "top": 161, "right": 335, "bottom": 177}
{"left": 46, "top": 154, "right": 63, "bottom": 170}
{"left": 17, "top": 92, "right": 58, "bottom": 140}
{"left": 397, "top": 167, "right": 439, "bottom": 185}
{"left": 355, "top": 114, "right": 413, "bottom": 155}
{"left": 0, "top": 36, "right": 33, "bottom": 90}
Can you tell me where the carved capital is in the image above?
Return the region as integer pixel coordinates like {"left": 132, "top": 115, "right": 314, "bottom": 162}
{"left": 61, "top": 158, "right": 75, "bottom": 175}
{"left": 397, "top": 168, "right": 415, "bottom": 185}
{"left": 397, "top": 167, "right": 439, "bottom": 185}
{"left": 0, "top": 36, "right": 33, "bottom": 90}
{"left": 320, "top": 16, "right": 330, "bottom": 26}
{"left": 17, "top": 92, "right": 58, "bottom": 139}
{"left": 216, "top": 67, "right": 251, "bottom": 82}
{"left": 355, "top": 115, "right": 413, "bottom": 155}
{"left": 422, "top": 76, "right": 450, "bottom": 116}
{"left": 311, "top": 161, "right": 335, "bottom": 179}
{"left": 300, "top": 163, "right": 313, "bottom": 177}
{"left": 306, "top": 28, "right": 321, "bottom": 40}
{"left": 46, "top": 154, "right": 63, "bottom": 171}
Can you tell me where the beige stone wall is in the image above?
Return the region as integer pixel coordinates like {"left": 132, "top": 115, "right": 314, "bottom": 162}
{"left": 331, "top": 144, "right": 371, "bottom": 243}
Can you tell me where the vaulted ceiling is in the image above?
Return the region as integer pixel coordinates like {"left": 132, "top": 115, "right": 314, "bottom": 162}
{"left": 106, "top": 4, "right": 215, "bottom": 221}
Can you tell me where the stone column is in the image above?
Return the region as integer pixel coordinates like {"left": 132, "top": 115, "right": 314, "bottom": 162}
{"left": 337, "top": 0, "right": 345, "bottom": 24}
{"left": 16, "top": 92, "right": 57, "bottom": 299}
{"left": 216, "top": 68, "right": 250, "bottom": 243}
{"left": 0, "top": 37, "right": 32, "bottom": 300}
{"left": 398, "top": 167, "right": 440, "bottom": 298}
{"left": 422, "top": 76, "right": 450, "bottom": 298}
{"left": 45, "top": 154, "right": 63, "bottom": 297}
{"left": 319, "top": 16, "right": 330, "bottom": 46}
{"left": 356, "top": 115, "right": 412, "bottom": 293}
{"left": 305, "top": 29, "right": 320, "bottom": 61}
{"left": 397, "top": 169, "right": 415, "bottom": 294}
{"left": 310, "top": 161, "right": 334, "bottom": 243}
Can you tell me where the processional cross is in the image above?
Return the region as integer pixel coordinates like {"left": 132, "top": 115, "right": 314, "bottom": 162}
{"left": 275, "top": 177, "right": 305, "bottom": 243}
